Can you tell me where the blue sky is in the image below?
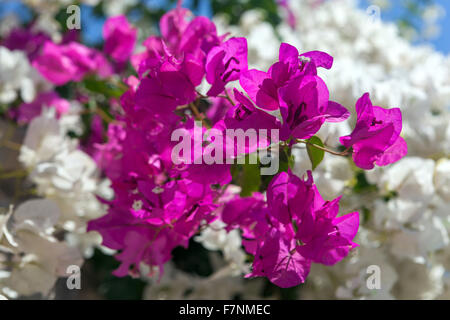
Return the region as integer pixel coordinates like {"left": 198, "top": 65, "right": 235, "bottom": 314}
{"left": 421, "top": 0, "right": 450, "bottom": 53}
{"left": 359, "top": 0, "right": 450, "bottom": 54}
{"left": 0, "top": 0, "right": 449, "bottom": 54}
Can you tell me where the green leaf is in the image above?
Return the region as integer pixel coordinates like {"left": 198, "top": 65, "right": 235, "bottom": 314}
{"left": 361, "top": 207, "right": 371, "bottom": 224}
{"left": 352, "top": 171, "right": 377, "bottom": 194}
{"left": 240, "top": 154, "right": 261, "bottom": 197}
{"left": 306, "top": 136, "right": 325, "bottom": 170}
{"left": 84, "top": 76, "right": 124, "bottom": 98}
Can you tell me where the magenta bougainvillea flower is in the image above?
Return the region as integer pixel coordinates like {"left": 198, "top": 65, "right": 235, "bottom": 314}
{"left": 278, "top": 76, "right": 349, "bottom": 140}
{"left": 178, "top": 16, "right": 222, "bottom": 56}
{"left": 239, "top": 43, "right": 349, "bottom": 141}
{"left": 134, "top": 71, "right": 197, "bottom": 117}
{"left": 205, "top": 37, "right": 248, "bottom": 96}
{"left": 206, "top": 96, "right": 233, "bottom": 125}
{"left": 159, "top": 1, "right": 190, "bottom": 50}
{"left": 79, "top": 6, "right": 405, "bottom": 285}
{"left": 130, "top": 7, "right": 223, "bottom": 119}
{"left": 32, "top": 41, "right": 79, "bottom": 85}
{"left": 214, "top": 89, "right": 281, "bottom": 157}
{"left": 0, "top": 0, "right": 412, "bottom": 290}
{"left": 103, "top": 15, "right": 137, "bottom": 63}
{"left": 339, "top": 93, "right": 408, "bottom": 169}
{"left": 170, "top": 119, "right": 233, "bottom": 186}
{"left": 243, "top": 171, "right": 359, "bottom": 288}
{"left": 15, "top": 91, "right": 70, "bottom": 123}
{"left": 159, "top": 1, "right": 222, "bottom": 57}
{"left": 220, "top": 171, "right": 359, "bottom": 288}
{"left": 247, "top": 229, "right": 312, "bottom": 288}
{"left": 88, "top": 177, "right": 219, "bottom": 277}
{"left": 2, "top": 28, "right": 51, "bottom": 60}
{"left": 32, "top": 41, "right": 112, "bottom": 85}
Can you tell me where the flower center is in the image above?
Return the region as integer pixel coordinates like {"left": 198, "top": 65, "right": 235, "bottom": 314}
{"left": 220, "top": 57, "right": 240, "bottom": 82}
{"left": 233, "top": 104, "right": 253, "bottom": 121}
{"left": 286, "top": 102, "right": 307, "bottom": 129}
{"left": 371, "top": 118, "right": 383, "bottom": 126}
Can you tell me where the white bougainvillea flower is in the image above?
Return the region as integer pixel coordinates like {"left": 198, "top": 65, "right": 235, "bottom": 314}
{"left": 0, "top": 46, "right": 50, "bottom": 104}
{"left": 0, "top": 199, "right": 82, "bottom": 298}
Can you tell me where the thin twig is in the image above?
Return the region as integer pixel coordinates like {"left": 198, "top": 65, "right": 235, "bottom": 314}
{"left": 296, "top": 139, "right": 351, "bottom": 156}
{"left": 95, "top": 108, "right": 115, "bottom": 124}
{"left": 176, "top": 104, "right": 189, "bottom": 111}
{"left": 1, "top": 140, "right": 22, "bottom": 151}
{"left": 195, "top": 90, "right": 207, "bottom": 99}
{"left": 0, "top": 169, "right": 28, "bottom": 179}
{"left": 189, "top": 103, "right": 211, "bottom": 129}
{"left": 217, "top": 89, "right": 236, "bottom": 106}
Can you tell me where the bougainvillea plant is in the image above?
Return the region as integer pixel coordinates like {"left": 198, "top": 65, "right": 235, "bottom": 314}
{"left": 6, "top": 2, "right": 408, "bottom": 289}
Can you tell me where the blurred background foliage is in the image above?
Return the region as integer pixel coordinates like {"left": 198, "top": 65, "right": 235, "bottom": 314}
{"left": 0, "top": 0, "right": 447, "bottom": 49}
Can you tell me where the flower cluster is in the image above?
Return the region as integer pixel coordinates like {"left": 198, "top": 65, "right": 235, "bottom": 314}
{"left": 83, "top": 4, "right": 406, "bottom": 287}
{"left": 221, "top": 170, "right": 359, "bottom": 287}
{"left": 0, "top": 0, "right": 413, "bottom": 297}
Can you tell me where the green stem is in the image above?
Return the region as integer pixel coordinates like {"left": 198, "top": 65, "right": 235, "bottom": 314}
{"left": 0, "top": 169, "right": 28, "bottom": 179}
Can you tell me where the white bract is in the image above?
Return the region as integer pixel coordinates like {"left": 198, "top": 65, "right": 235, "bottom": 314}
{"left": 19, "top": 109, "right": 108, "bottom": 234}
{"left": 0, "top": 46, "right": 50, "bottom": 104}
{"left": 0, "top": 200, "right": 82, "bottom": 298}
{"left": 195, "top": 220, "right": 249, "bottom": 276}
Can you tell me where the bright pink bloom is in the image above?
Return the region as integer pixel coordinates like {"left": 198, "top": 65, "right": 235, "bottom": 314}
{"left": 278, "top": 76, "right": 349, "bottom": 140}
{"left": 295, "top": 183, "right": 359, "bottom": 266}
{"left": 240, "top": 69, "right": 279, "bottom": 111}
{"left": 94, "top": 123, "right": 127, "bottom": 180}
{"left": 339, "top": 93, "right": 408, "bottom": 169}
{"left": 205, "top": 37, "right": 248, "bottom": 96}
{"left": 237, "top": 171, "right": 359, "bottom": 287}
{"left": 171, "top": 119, "right": 233, "bottom": 186}
{"left": 16, "top": 91, "right": 70, "bottom": 123}
{"left": 88, "top": 178, "right": 219, "bottom": 277}
{"left": 84, "top": 7, "right": 371, "bottom": 287}
{"left": 62, "top": 42, "right": 99, "bottom": 81}
{"left": 2, "top": 28, "right": 50, "bottom": 60}
{"left": 135, "top": 71, "right": 196, "bottom": 117}
{"left": 32, "top": 41, "right": 78, "bottom": 85}
{"left": 206, "top": 96, "right": 233, "bottom": 125}
{"left": 159, "top": 1, "right": 190, "bottom": 51}
{"left": 221, "top": 192, "right": 273, "bottom": 255}
{"left": 215, "top": 89, "right": 281, "bottom": 157}
{"left": 103, "top": 15, "right": 137, "bottom": 63}
{"left": 179, "top": 16, "right": 221, "bottom": 56}
{"left": 33, "top": 41, "right": 112, "bottom": 85}
{"left": 239, "top": 43, "right": 349, "bottom": 141}
{"left": 266, "top": 169, "right": 315, "bottom": 225}
{"left": 246, "top": 230, "right": 311, "bottom": 288}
